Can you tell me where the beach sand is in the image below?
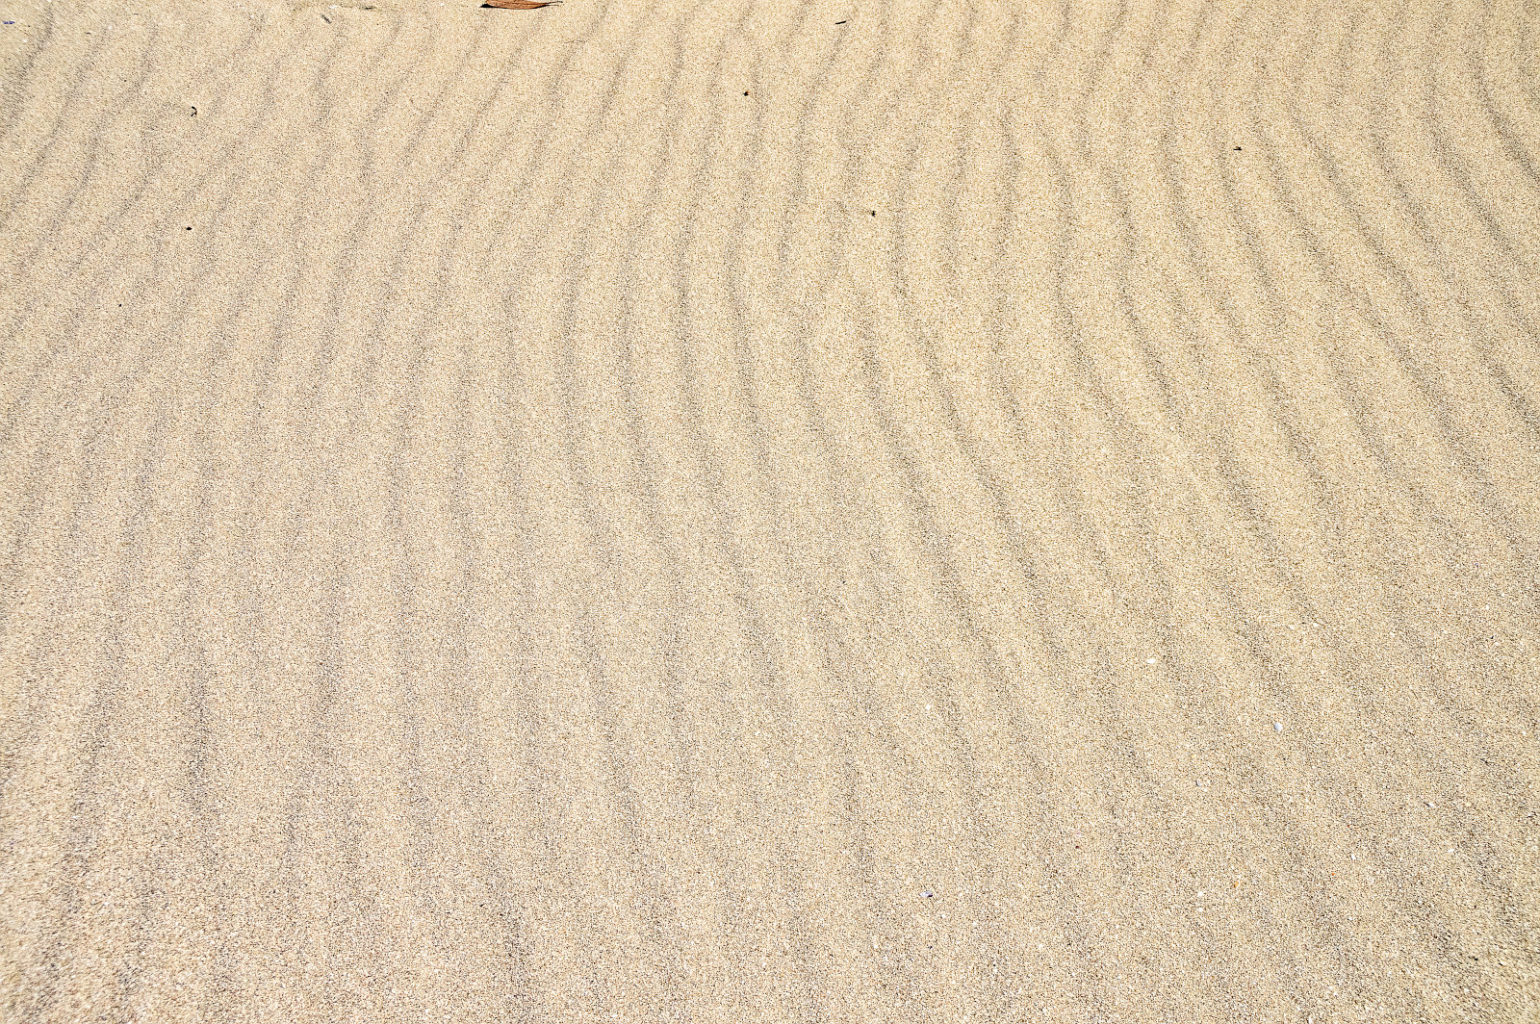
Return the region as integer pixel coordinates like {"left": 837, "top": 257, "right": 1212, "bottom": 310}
{"left": 2, "top": 0, "right": 1538, "bottom": 1019}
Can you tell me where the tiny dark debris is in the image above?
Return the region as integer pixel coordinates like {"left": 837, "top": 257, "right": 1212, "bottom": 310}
{"left": 1233, "top": 146, "right": 1242, "bottom": 151}
{"left": 191, "top": 106, "right": 198, "bottom": 116}
{"left": 744, "top": 90, "right": 749, "bottom": 96}
{"left": 836, "top": 20, "right": 847, "bottom": 25}
{"left": 185, "top": 226, "right": 192, "bottom": 231}
{"left": 870, "top": 210, "right": 876, "bottom": 216}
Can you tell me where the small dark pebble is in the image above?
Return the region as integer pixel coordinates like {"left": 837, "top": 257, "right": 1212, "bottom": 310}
{"left": 185, "top": 226, "right": 192, "bottom": 231}
{"left": 1233, "top": 146, "right": 1242, "bottom": 151}
{"left": 870, "top": 210, "right": 876, "bottom": 216}
{"left": 744, "top": 90, "right": 749, "bottom": 96}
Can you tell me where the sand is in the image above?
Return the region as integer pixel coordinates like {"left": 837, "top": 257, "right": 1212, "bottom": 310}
{"left": 1, "top": 0, "right": 1538, "bottom": 1019}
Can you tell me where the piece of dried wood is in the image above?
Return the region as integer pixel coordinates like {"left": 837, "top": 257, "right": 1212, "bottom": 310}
{"left": 482, "top": 0, "right": 559, "bottom": 8}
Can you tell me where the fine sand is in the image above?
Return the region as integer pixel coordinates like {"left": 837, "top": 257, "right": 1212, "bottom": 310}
{"left": 2, "top": 0, "right": 1538, "bottom": 1020}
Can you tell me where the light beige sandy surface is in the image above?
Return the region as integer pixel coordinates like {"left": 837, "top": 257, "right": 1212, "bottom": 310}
{"left": 2, "top": 0, "right": 1538, "bottom": 1020}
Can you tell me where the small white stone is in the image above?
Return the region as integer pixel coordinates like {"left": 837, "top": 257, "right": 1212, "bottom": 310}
{"left": 1274, "top": 722, "right": 1283, "bottom": 733}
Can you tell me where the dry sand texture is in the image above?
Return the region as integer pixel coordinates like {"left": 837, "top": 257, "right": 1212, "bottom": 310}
{"left": 2, "top": 0, "right": 1539, "bottom": 1020}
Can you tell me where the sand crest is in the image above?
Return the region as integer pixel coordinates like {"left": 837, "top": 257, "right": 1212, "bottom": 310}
{"left": 2, "top": 0, "right": 1538, "bottom": 1020}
